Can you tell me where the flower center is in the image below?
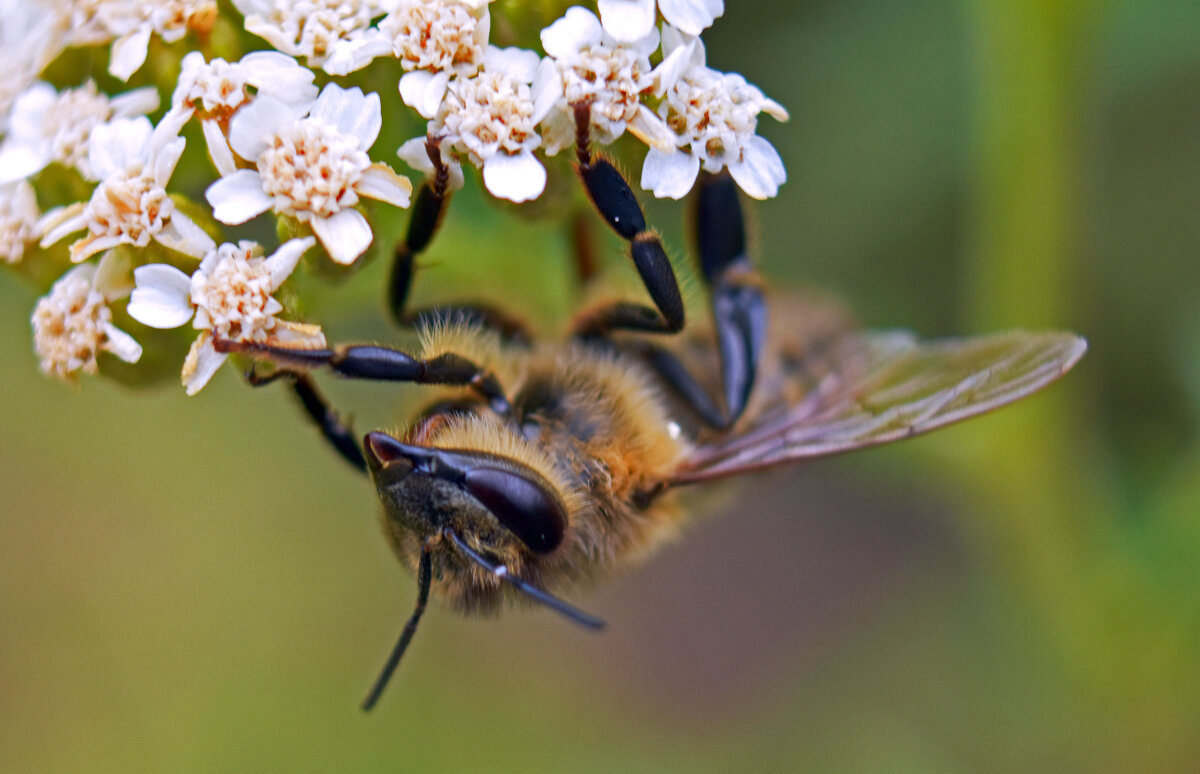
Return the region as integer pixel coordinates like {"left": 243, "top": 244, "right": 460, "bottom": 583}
{"left": 191, "top": 245, "right": 277, "bottom": 341}
{"left": 666, "top": 70, "right": 762, "bottom": 162}
{"left": 561, "top": 44, "right": 648, "bottom": 125}
{"left": 84, "top": 169, "right": 174, "bottom": 246}
{"left": 44, "top": 83, "right": 113, "bottom": 173}
{"left": 267, "top": 0, "right": 376, "bottom": 59}
{"left": 257, "top": 119, "right": 370, "bottom": 219}
{"left": 31, "top": 275, "right": 110, "bottom": 378}
{"left": 383, "top": 1, "right": 485, "bottom": 73}
{"left": 438, "top": 71, "right": 538, "bottom": 164}
{"left": 178, "top": 58, "right": 248, "bottom": 117}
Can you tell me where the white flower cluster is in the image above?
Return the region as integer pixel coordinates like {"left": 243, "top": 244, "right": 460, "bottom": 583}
{"left": 2, "top": 0, "right": 789, "bottom": 386}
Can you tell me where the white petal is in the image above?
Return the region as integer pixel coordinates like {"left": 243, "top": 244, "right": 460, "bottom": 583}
{"left": 206, "top": 170, "right": 272, "bottom": 225}
{"left": 152, "top": 137, "right": 186, "bottom": 187}
{"left": 94, "top": 249, "right": 134, "bottom": 300}
{"left": 38, "top": 204, "right": 86, "bottom": 247}
{"left": 228, "top": 95, "right": 302, "bottom": 160}
{"left": 597, "top": 0, "right": 656, "bottom": 43}
{"left": 660, "top": 24, "right": 705, "bottom": 68}
{"left": 541, "top": 7, "right": 603, "bottom": 60}
{"left": 101, "top": 322, "right": 143, "bottom": 363}
{"left": 271, "top": 319, "right": 327, "bottom": 348}
{"left": 397, "top": 136, "right": 435, "bottom": 176}
{"left": 627, "top": 104, "right": 677, "bottom": 152}
{"left": 0, "top": 139, "right": 52, "bottom": 184}
{"left": 358, "top": 164, "right": 413, "bottom": 208}
{"left": 399, "top": 71, "right": 450, "bottom": 120}
{"left": 264, "top": 236, "right": 315, "bottom": 290}
{"left": 201, "top": 118, "right": 238, "bottom": 177}
{"left": 658, "top": 0, "right": 723, "bottom": 36}
{"left": 482, "top": 151, "right": 546, "bottom": 203}
{"left": 641, "top": 147, "right": 700, "bottom": 199}
{"left": 484, "top": 46, "right": 541, "bottom": 83}
{"left": 310, "top": 84, "right": 381, "bottom": 150}
{"left": 108, "top": 27, "right": 152, "bottom": 81}
{"left": 531, "top": 58, "right": 562, "bottom": 125}
{"left": 241, "top": 52, "right": 320, "bottom": 105}
{"left": 310, "top": 208, "right": 373, "bottom": 265}
{"left": 88, "top": 117, "right": 153, "bottom": 179}
{"left": 728, "top": 136, "right": 786, "bottom": 200}
{"left": 182, "top": 334, "right": 228, "bottom": 395}
{"left": 110, "top": 86, "right": 161, "bottom": 118}
{"left": 129, "top": 264, "right": 195, "bottom": 328}
{"left": 321, "top": 35, "right": 392, "bottom": 76}
{"left": 155, "top": 211, "right": 217, "bottom": 257}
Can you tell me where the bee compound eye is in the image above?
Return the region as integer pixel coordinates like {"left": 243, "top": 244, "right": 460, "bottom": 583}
{"left": 463, "top": 467, "right": 566, "bottom": 554}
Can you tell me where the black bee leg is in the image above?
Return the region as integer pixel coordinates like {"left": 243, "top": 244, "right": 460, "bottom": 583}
{"left": 570, "top": 104, "right": 685, "bottom": 339}
{"left": 216, "top": 340, "right": 511, "bottom": 416}
{"left": 245, "top": 367, "right": 368, "bottom": 473}
{"left": 389, "top": 136, "right": 453, "bottom": 326}
{"left": 694, "top": 171, "right": 768, "bottom": 425}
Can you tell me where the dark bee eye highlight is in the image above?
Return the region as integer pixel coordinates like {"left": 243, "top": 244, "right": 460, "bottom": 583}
{"left": 464, "top": 468, "right": 566, "bottom": 554}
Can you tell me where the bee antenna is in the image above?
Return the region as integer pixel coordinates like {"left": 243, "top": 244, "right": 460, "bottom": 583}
{"left": 445, "top": 530, "right": 607, "bottom": 631}
{"left": 361, "top": 544, "right": 433, "bottom": 712}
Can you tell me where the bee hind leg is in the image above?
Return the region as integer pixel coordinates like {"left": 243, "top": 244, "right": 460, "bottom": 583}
{"left": 693, "top": 172, "right": 768, "bottom": 426}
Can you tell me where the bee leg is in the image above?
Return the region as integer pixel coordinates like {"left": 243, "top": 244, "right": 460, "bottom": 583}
{"left": 245, "top": 367, "right": 368, "bottom": 473}
{"left": 389, "top": 136, "right": 453, "bottom": 327}
{"left": 570, "top": 104, "right": 685, "bottom": 338}
{"left": 693, "top": 172, "right": 768, "bottom": 426}
{"left": 215, "top": 340, "right": 511, "bottom": 416}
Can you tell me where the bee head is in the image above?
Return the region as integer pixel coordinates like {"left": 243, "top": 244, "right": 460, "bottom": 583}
{"left": 364, "top": 430, "right": 568, "bottom": 555}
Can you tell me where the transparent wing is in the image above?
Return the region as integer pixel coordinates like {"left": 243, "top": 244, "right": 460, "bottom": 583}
{"left": 670, "top": 330, "right": 1087, "bottom": 485}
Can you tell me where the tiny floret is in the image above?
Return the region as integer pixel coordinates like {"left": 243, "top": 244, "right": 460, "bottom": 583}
{"left": 235, "top": 0, "right": 385, "bottom": 73}
{"left": 641, "top": 29, "right": 789, "bottom": 200}
{"left": 38, "top": 112, "right": 217, "bottom": 263}
{"left": 172, "top": 51, "right": 318, "bottom": 175}
{"left": 127, "top": 237, "right": 326, "bottom": 394}
{"left": 65, "top": 0, "right": 218, "bottom": 81}
{"left": 0, "top": 181, "right": 41, "bottom": 264}
{"left": 206, "top": 83, "right": 412, "bottom": 265}
{"left": 31, "top": 252, "right": 142, "bottom": 381}
{"left": 421, "top": 45, "right": 558, "bottom": 202}
{"left": 538, "top": 6, "right": 674, "bottom": 155}
{"left": 0, "top": 80, "right": 160, "bottom": 184}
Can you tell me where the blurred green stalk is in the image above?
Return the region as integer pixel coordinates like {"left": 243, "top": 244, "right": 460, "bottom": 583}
{"left": 961, "top": 1, "right": 1196, "bottom": 769}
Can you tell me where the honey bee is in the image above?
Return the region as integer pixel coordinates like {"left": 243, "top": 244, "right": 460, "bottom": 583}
{"left": 218, "top": 159, "right": 1086, "bottom": 710}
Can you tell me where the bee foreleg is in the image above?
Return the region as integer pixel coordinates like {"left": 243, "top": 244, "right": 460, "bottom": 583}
{"left": 245, "top": 367, "right": 368, "bottom": 473}
{"left": 214, "top": 340, "right": 512, "bottom": 416}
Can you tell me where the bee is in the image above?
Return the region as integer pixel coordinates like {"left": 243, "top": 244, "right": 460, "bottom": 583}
{"left": 217, "top": 150, "right": 1086, "bottom": 710}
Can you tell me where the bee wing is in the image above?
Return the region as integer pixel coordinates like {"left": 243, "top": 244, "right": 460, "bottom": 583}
{"left": 670, "top": 330, "right": 1087, "bottom": 485}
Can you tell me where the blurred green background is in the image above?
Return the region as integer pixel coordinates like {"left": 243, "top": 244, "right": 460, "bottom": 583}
{"left": 3, "top": 0, "right": 1200, "bottom": 771}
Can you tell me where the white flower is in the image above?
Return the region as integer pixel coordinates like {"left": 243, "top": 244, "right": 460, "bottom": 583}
{"left": 0, "top": 0, "right": 67, "bottom": 128}
{"left": 0, "top": 180, "right": 40, "bottom": 264}
{"left": 0, "top": 80, "right": 159, "bottom": 184}
{"left": 234, "top": 0, "right": 385, "bottom": 73}
{"left": 205, "top": 83, "right": 412, "bottom": 265}
{"left": 171, "top": 51, "right": 318, "bottom": 176}
{"left": 396, "top": 137, "right": 465, "bottom": 192}
{"left": 423, "top": 46, "right": 558, "bottom": 202}
{"left": 127, "top": 237, "right": 325, "bottom": 394}
{"left": 538, "top": 6, "right": 674, "bottom": 155}
{"left": 337, "top": 0, "right": 493, "bottom": 116}
{"left": 64, "top": 0, "right": 218, "bottom": 81}
{"left": 39, "top": 111, "right": 216, "bottom": 263}
{"left": 31, "top": 251, "right": 142, "bottom": 381}
{"left": 597, "top": 0, "right": 722, "bottom": 43}
{"left": 641, "top": 28, "right": 789, "bottom": 200}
